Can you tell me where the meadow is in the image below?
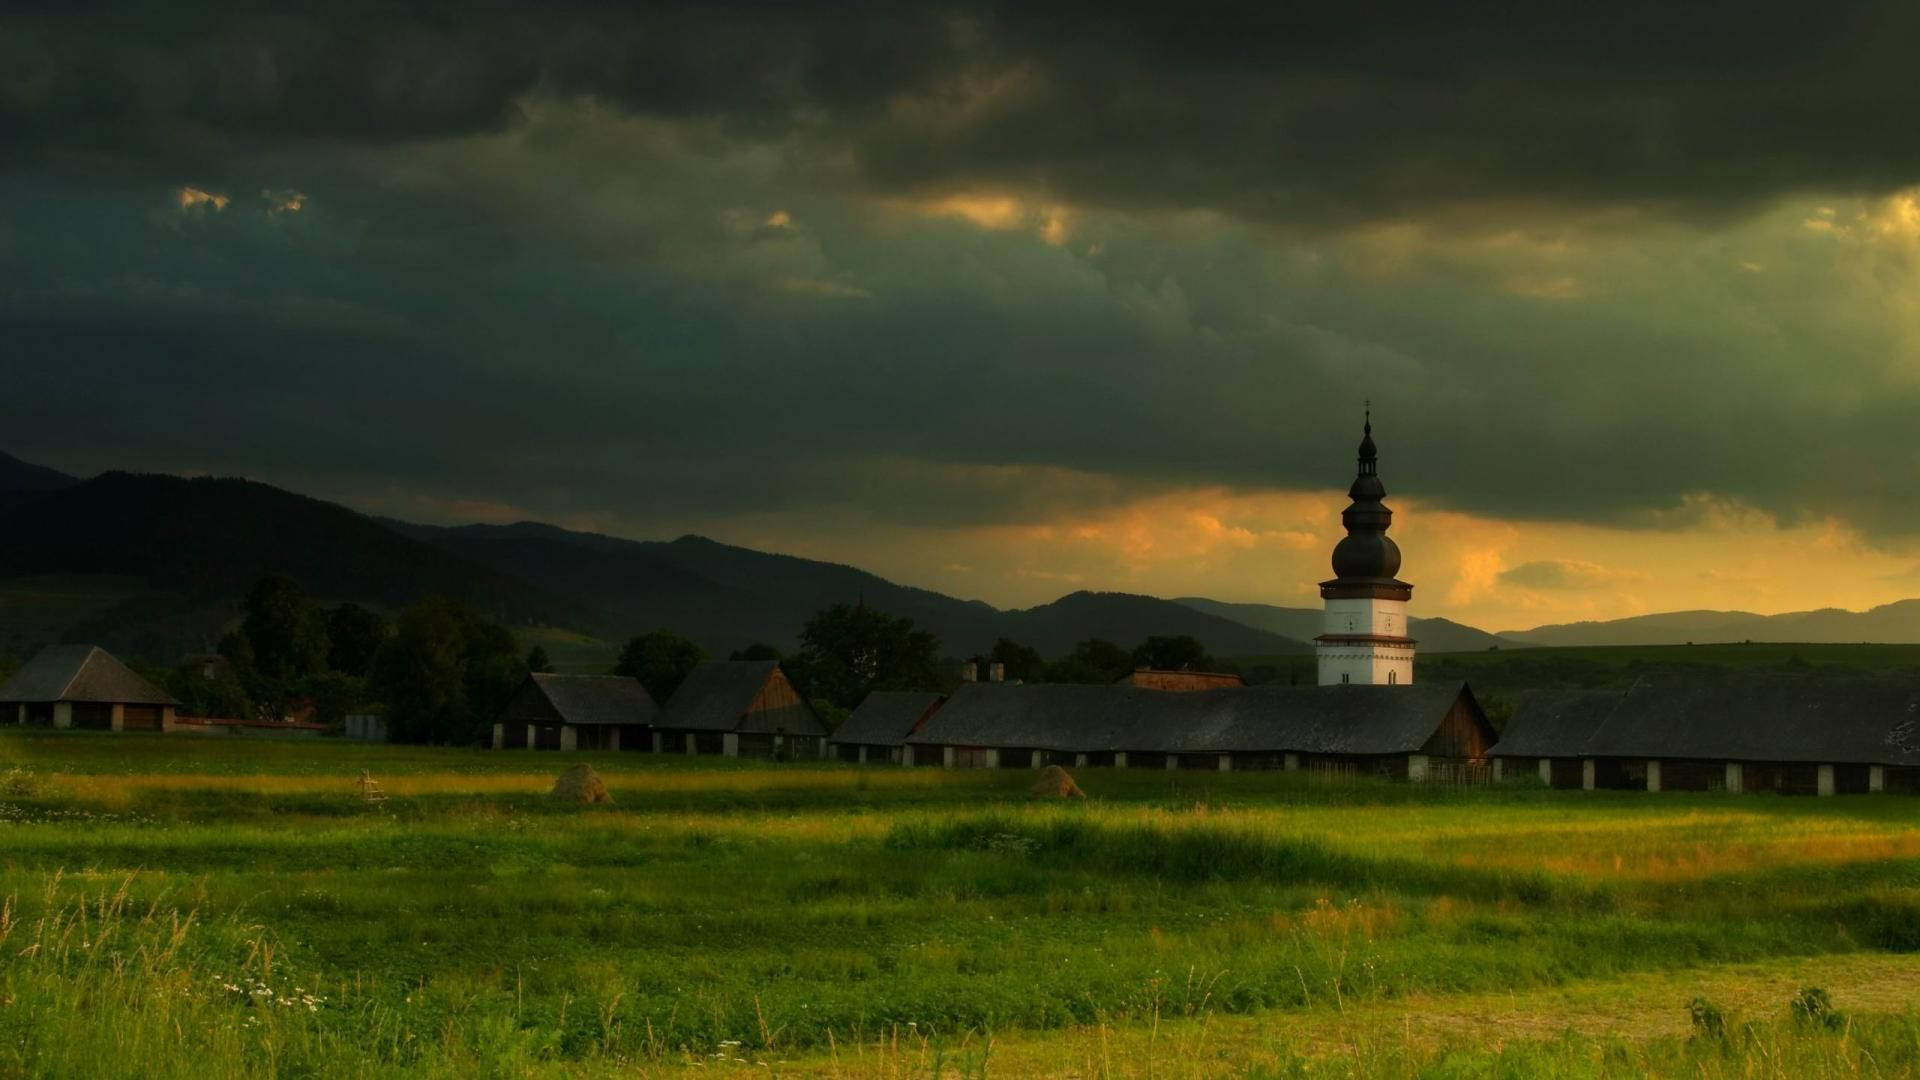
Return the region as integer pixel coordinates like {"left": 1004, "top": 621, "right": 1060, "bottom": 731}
{"left": 3, "top": 732, "right": 1920, "bottom": 1077}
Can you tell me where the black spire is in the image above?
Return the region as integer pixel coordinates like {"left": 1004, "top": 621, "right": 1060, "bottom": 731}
{"left": 1327, "top": 409, "right": 1403, "bottom": 583}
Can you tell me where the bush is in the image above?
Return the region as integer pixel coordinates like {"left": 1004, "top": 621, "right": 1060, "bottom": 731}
{"left": 1791, "top": 986, "right": 1847, "bottom": 1031}
{"left": 1688, "top": 996, "right": 1726, "bottom": 1043}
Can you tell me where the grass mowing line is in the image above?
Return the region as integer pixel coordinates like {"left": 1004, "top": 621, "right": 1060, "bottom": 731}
{"left": 704, "top": 952, "right": 1920, "bottom": 1078}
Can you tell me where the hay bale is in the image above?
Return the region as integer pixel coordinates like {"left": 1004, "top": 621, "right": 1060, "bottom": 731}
{"left": 551, "top": 764, "right": 612, "bottom": 804}
{"left": 1029, "top": 764, "right": 1085, "bottom": 799}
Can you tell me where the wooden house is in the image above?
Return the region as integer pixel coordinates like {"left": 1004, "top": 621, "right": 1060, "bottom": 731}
{"left": 0, "top": 644, "right": 178, "bottom": 731}
{"left": 493, "top": 673, "right": 658, "bottom": 751}
{"left": 831, "top": 690, "right": 944, "bottom": 763}
{"left": 1118, "top": 669, "right": 1246, "bottom": 692}
{"left": 655, "top": 661, "right": 827, "bottom": 759}
{"left": 905, "top": 680, "right": 1491, "bottom": 777}
{"left": 1493, "top": 674, "right": 1920, "bottom": 795}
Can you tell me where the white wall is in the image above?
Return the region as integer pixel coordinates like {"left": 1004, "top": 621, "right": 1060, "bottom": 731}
{"left": 1322, "top": 597, "right": 1409, "bottom": 638}
{"left": 1315, "top": 642, "right": 1415, "bottom": 686}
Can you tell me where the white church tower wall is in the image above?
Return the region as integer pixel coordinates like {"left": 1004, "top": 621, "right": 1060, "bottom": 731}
{"left": 1315, "top": 411, "right": 1417, "bottom": 686}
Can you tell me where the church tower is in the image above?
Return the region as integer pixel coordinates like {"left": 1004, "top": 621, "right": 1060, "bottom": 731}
{"left": 1316, "top": 411, "right": 1415, "bottom": 685}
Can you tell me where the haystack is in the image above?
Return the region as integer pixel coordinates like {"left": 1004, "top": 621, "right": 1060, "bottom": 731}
{"left": 1029, "top": 765, "right": 1085, "bottom": 799}
{"left": 551, "top": 764, "right": 612, "bottom": 804}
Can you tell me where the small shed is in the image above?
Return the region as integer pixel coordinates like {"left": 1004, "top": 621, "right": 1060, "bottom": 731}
{"left": 832, "top": 690, "right": 945, "bottom": 763}
{"left": 493, "top": 673, "right": 659, "bottom": 751}
{"left": 655, "top": 660, "right": 827, "bottom": 759}
{"left": 0, "top": 644, "right": 178, "bottom": 731}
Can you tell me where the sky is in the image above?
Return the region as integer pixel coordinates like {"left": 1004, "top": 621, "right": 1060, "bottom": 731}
{"left": 7, "top": 2, "right": 1920, "bottom": 632}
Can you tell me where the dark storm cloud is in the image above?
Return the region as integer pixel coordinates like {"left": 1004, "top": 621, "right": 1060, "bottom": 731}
{"left": 6, "top": 2, "right": 1920, "bottom": 562}
{"left": 7, "top": 3, "right": 1920, "bottom": 221}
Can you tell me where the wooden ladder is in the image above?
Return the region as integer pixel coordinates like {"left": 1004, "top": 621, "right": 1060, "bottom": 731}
{"left": 357, "top": 770, "right": 388, "bottom": 803}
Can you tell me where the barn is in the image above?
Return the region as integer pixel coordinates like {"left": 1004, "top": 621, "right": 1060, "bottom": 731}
{"left": 0, "top": 644, "right": 178, "bottom": 731}
{"left": 492, "top": 673, "right": 659, "bottom": 751}
{"left": 1488, "top": 687, "right": 1625, "bottom": 789}
{"left": 1493, "top": 674, "right": 1920, "bottom": 795}
{"left": 831, "top": 690, "right": 944, "bottom": 763}
{"left": 655, "top": 660, "right": 828, "bottom": 759}
{"left": 904, "top": 680, "right": 1492, "bottom": 777}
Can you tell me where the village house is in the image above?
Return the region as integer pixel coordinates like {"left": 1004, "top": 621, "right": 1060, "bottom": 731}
{"left": 655, "top": 660, "right": 827, "bottom": 759}
{"left": 0, "top": 644, "right": 178, "bottom": 731}
{"left": 1495, "top": 674, "right": 1920, "bottom": 795}
{"left": 492, "top": 672, "right": 659, "bottom": 750}
{"left": 830, "top": 690, "right": 944, "bottom": 763}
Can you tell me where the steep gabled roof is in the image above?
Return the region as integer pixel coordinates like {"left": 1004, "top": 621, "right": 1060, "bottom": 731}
{"left": 908, "top": 681, "right": 1474, "bottom": 755}
{"left": 834, "top": 690, "right": 944, "bottom": 746}
{"left": 0, "top": 644, "right": 176, "bottom": 705}
{"left": 659, "top": 661, "right": 825, "bottom": 735}
{"left": 529, "top": 673, "right": 658, "bottom": 726}
{"left": 1489, "top": 687, "right": 1627, "bottom": 758}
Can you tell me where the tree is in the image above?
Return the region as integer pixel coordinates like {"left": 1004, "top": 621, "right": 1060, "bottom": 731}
{"left": 614, "top": 630, "right": 706, "bottom": 704}
{"left": 989, "top": 637, "right": 1044, "bottom": 682}
{"left": 526, "top": 645, "right": 553, "bottom": 673}
{"left": 326, "top": 603, "right": 389, "bottom": 677}
{"left": 374, "top": 595, "right": 525, "bottom": 744}
{"left": 238, "top": 576, "right": 329, "bottom": 722}
{"left": 729, "top": 643, "right": 781, "bottom": 662}
{"left": 1131, "top": 634, "right": 1216, "bottom": 673}
{"left": 790, "top": 602, "right": 942, "bottom": 710}
{"left": 1047, "top": 638, "right": 1133, "bottom": 684}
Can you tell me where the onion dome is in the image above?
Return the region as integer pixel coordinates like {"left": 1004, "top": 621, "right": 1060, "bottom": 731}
{"left": 1327, "top": 409, "right": 1404, "bottom": 582}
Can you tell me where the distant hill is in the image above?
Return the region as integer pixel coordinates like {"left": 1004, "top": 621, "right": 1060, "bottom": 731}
{"left": 400, "top": 522, "right": 1310, "bottom": 658}
{"left": 0, "top": 472, "right": 593, "bottom": 658}
{"left": 1174, "top": 597, "right": 1512, "bottom": 652}
{"left": 1502, "top": 602, "right": 1920, "bottom": 646}
{"left": 0, "top": 452, "right": 79, "bottom": 513}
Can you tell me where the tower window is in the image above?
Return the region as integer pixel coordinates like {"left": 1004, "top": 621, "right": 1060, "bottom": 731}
{"left": 1341, "top": 673, "right": 1350, "bottom": 684}
{"left": 1388, "top": 670, "right": 1397, "bottom": 684}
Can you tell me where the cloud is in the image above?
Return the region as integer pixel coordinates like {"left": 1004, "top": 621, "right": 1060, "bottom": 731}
{"left": 1498, "top": 559, "right": 1619, "bottom": 590}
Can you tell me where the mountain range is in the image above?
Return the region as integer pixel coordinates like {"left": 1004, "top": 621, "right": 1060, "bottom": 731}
{"left": 8, "top": 450, "right": 1920, "bottom": 663}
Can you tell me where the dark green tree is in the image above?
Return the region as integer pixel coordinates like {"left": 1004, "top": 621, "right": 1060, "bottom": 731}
{"left": 239, "top": 576, "right": 329, "bottom": 722}
{"left": 1047, "top": 638, "right": 1134, "bottom": 684}
{"left": 526, "top": 645, "right": 553, "bottom": 673}
{"left": 374, "top": 596, "right": 525, "bottom": 744}
{"left": 614, "top": 630, "right": 706, "bottom": 704}
{"left": 1131, "top": 634, "right": 1216, "bottom": 673}
{"left": 791, "top": 603, "right": 941, "bottom": 710}
{"left": 989, "top": 637, "right": 1045, "bottom": 682}
{"left": 326, "top": 603, "right": 389, "bottom": 677}
{"left": 729, "top": 643, "right": 782, "bottom": 662}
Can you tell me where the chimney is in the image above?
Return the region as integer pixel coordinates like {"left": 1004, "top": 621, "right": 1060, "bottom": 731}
{"left": 989, "top": 662, "right": 1006, "bottom": 683}
{"left": 962, "top": 661, "right": 978, "bottom": 682}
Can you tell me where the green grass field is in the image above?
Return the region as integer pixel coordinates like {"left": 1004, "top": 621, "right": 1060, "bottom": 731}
{"left": 3, "top": 732, "right": 1920, "bottom": 1077}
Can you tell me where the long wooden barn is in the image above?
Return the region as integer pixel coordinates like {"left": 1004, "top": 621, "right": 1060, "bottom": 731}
{"left": 901, "top": 680, "right": 1492, "bottom": 778}
{"left": 1494, "top": 675, "right": 1920, "bottom": 795}
{"left": 829, "top": 690, "right": 944, "bottom": 764}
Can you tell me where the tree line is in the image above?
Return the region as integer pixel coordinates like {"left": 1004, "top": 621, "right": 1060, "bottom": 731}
{"left": 111, "top": 577, "right": 1299, "bottom": 743}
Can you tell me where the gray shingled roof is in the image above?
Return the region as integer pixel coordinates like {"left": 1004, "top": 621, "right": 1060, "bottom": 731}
{"left": 0, "top": 644, "right": 177, "bottom": 705}
{"left": 1491, "top": 675, "right": 1920, "bottom": 766}
{"left": 1488, "top": 687, "right": 1627, "bottom": 757}
{"left": 530, "top": 674, "right": 658, "bottom": 726}
{"left": 907, "top": 681, "right": 1474, "bottom": 755}
{"left": 834, "top": 690, "right": 944, "bottom": 746}
{"left": 658, "top": 661, "right": 826, "bottom": 735}
{"left": 1600, "top": 675, "right": 1920, "bottom": 765}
